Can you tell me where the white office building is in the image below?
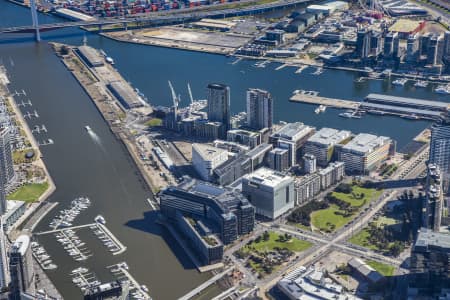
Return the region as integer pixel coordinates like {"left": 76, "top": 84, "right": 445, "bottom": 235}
{"left": 336, "top": 133, "right": 393, "bottom": 174}
{"left": 192, "top": 144, "right": 229, "bottom": 181}
{"left": 303, "top": 153, "right": 317, "bottom": 174}
{"left": 270, "top": 122, "right": 315, "bottom": 167}
{"left": 242, "top": 167, "right": 294, "bottom": 219}
{"left": 303, "top": 128, "right": 351, "bottom": 167}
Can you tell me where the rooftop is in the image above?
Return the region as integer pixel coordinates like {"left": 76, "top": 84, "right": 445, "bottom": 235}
{"left": 228, "top": 129, "right": 260, "bottom": 137}
{"left": 340, "top": 133, "right": 391, "bottom": 154}
{"left": 272, "top": 122, "right": 315, "bottom": 141}
{"left": 243, "top": 167, "right": 292, "bottom": 188}
{"left": 192, "top": 143, "right": 228, "bottom": 161}
{"left": 348, "top": 258, "right": 384, "bottom": 283}
{"left": 307, "top": 127, "right": 352, "bottom": 146}
{"left": 361, "top": 102, "right": 444, "bottom": 118}
{"left": 12, "top": 235, "right": 30, "bottom": 256}
{"left": 365, "top": 93, "right": 449, "bottom": 110}
{"left": 108, "top": 81, "right": 143, "bottom": 109}
{"left": 278, "top": 267, "right": 362, "bottom": 300}
{"left": 414, "top": 228, "right": 450, "bottom": 251}
{"left": 246, "top": 143, "right": 273, "bottom": 159}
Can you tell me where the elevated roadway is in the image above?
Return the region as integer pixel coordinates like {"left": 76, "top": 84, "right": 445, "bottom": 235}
{"left": 1, "top": 0, "right": 312, "bottom": 34}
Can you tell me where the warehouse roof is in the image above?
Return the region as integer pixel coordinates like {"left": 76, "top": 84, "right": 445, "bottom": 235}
{"left": 365, "top": 93, "right": 449, "bottom": 110}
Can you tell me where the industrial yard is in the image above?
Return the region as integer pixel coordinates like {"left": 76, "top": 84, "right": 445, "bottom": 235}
{"left": 107, "top": 25, "right": 253, "bottom": 54}
{"left": 105, "top": 18, "right": 263, "bottom": 54}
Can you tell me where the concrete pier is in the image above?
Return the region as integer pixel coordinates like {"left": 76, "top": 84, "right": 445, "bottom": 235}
{"left": 290, "top": 92, "right": 360, "bottom": 110}
{"left": 98, "top": 223, "right": 127, "bottom": 255}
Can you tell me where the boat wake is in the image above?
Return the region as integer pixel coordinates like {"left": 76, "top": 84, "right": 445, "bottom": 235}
{"left": 87, "top": 129, "right": 103, "bottom": 148}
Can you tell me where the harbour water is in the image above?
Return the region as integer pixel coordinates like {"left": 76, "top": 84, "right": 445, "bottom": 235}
{"left": 0, "top": 1, "right": 449, "bottom": 299}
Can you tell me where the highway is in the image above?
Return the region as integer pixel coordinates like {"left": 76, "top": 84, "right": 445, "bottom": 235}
{"left": 0, "top": 0, "right": 313, "bottom": 34}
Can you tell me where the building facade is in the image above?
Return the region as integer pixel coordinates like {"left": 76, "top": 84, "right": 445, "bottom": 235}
{"left": 303, "top": 128, "right": 351, "bottom": 167}
{"left": 207, "top": 83, "right": 230, "bottom": 138}
{"left": 303, "top": 153, "right": 317, "bottom": 174}
{"left": 246, "top": 88, "right": 273, "bottom": 130}
{"left": 336, "top": 133, "right": 393, "bottom": 174}
{"left": 160, "top": 178, "right": 255, "bottom": 244}
{"left": 429, "top": 115, "right": 450, "bottom": 182}
{"left": 242, "top": 168, "right": 294, "bottom": 219}
{"left": 318, "top": 161, "right": 345, "bottom": 190}
{"left": 192, "top": 144, "right": 229, "bottom": 182}
{"left": 410, "top": 228, "right": 450, "bottom": 293}
{"left": 9, "top": 235, "right": 34, "bottom": 300}
{"left": 270, "top": 122, "right": 315, "bottom": 167}
{"left": 294, "top": 173, "right": 321, "bottom": 205}
{"left": 267, "top": 148, "right": 290, "bottom": 172}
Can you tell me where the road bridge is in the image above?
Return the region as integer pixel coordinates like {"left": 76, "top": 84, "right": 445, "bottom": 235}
{"left": 178, "top": 267, "right": 235, "bottom": 300}
{"left": 1, "top": 0, "right": 312, "bottom": 36}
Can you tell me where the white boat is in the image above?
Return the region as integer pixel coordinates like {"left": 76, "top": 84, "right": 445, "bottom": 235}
{"left": 392, "top": 78, "right": 408, "bottom": 86}
{"left": 85, "top": 125, "right": 91, "bottom": 131}
{"left": 105, "top": 57, "right": 115, "bottom": 65}
{"left": 141, "top": 285, "right": 149, "bottom": 292}
{"left": 318, "top": 105, "right": 326, "bottom": 113}
{"left": 414, "top": 80, "right": 428, "bottom": 88}
{"left": 95, "top": 215, "right": 106, "bottom": 224}
{"left": 435, "top": 85, "right": 450, "bottom": 94}
{"left": 339, "top": 111, "right": 361, "bottom": 119}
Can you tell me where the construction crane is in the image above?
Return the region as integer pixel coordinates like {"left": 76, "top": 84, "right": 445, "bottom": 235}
{"left": 187, "top": 83, "right": 194, "bottom": 105}
{"left": 168, "top": 80, "right": 179, "bottom": 119}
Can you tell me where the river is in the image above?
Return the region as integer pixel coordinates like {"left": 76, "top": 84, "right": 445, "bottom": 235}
{"left": 0, "top": 1, "right": 447, "bottom": 299}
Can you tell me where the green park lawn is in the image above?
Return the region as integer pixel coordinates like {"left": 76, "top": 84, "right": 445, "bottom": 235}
{"left": 244, "top": 231, "right": 312, "bottom": 253}
{"left": 311, "top": 185, "right": 382, "bottom": 232}
{"left": 311, "top": 204, "right": 353, "bottom": 232}
{"left": 332, "top": 186, "right": 382, "bottom": 207}
{"left": 7, "top": 182, "right": 49, "bottom": 203}
{"left": 145, "top": 118, "right": 162, "bottom": 127}
{"left": 366, "top": 260, "right": 395, "bottom": 276}
{"left": 348, "top": 229, "right": 379, "bottom": 250}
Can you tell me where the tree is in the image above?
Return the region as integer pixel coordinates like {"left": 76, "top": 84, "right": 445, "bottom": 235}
{"left": 389, "top": 242, "right": 403, "bottom": 257}
{"left": 60, "top": 45, "right": 70, "bottom": 55}
{"left": 263, "top": 231, "right": 270, "bottom": 241}
{"left": 335, "top": 183, "right": 352, "bottom": 194}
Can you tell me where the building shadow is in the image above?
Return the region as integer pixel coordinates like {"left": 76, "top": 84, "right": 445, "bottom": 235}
{"left": 124, "top": 210, "right": 197, "bottom": 270}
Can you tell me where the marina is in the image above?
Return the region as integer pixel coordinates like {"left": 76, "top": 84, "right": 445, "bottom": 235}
{"left": 90, "top": 221, "right": 127, "bottom": 255}
{"left": 31, "top": 241, "right": 57, "bottom": 270}
{"left": 54, "top": 229, "right": 92, "bottom": 261}
{"left": 70, "top": 267, "right": 101, "bottom": 293}
{"left": 108, "top": 262, "right": 152, "bottom": 300}
{"left": 49, "top": 197, "right": 91, "bottom": 230}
